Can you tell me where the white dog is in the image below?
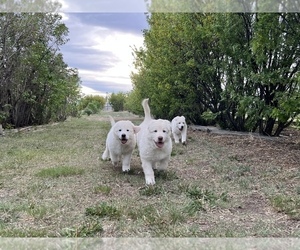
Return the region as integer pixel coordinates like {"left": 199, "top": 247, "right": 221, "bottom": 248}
{"left": 171, "top": 116, "right": 187, "bottom": 145}
{"left": 102, "top": 116, "right": 140, "bottom": 172}
{"left": 137, "top": 99, "right": 172, "bottom": 185}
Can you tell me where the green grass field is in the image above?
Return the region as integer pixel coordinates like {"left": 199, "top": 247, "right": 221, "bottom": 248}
{"left": 0, "top": 111, "right": 299, "bottom": 237}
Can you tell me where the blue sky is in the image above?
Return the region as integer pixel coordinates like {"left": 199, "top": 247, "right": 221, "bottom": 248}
{"left": 58, "top": 1, "right": 149, "bottom": 96}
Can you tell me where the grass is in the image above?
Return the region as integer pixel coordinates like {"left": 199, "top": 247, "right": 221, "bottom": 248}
{"left": 0, "top": 111, "right": 299, "bottom": 237}
{"left": 93, "top": 185, "right": 112, "bottom": 195}
{"left": 139, "top": 185, "right": 164, "bottom": 196}
{"left": 61, "top": 218, "right": 103, "bottom": 237}
{"left": 85, "top": 202, "right": 121, "bottom": 219}
{"left": 183, "top": 185, "right": 228, "bottom": 214}
{"left": 271, "top": 195, "right": 300, "bottom": 220}
{"left": 35, "top": 166, "right": 85, "bottom": 178}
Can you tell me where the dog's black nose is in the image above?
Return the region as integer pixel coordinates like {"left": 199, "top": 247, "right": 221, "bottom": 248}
{"left": 158, "top": 136, "right": 163, "bottom": 141}
{"left": 121, "top": 134, "right": 126, "bottom": 138}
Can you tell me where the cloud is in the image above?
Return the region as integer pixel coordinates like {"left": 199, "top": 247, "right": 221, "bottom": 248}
{"left": 58, "top": 0, "right": 148, "bottom": 12}
{"left": 80, "top": 85, "right": 107, "bottom": 97}
{"left": 68, "top": 13, "right": 149, "bottom": 35}
{"left": 59, "top": 12, "right": 148, "bottom": 95}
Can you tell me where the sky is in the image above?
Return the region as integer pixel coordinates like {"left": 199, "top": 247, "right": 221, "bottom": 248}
{"left": 57, "top": 1, "right": 149, "bottom": 97}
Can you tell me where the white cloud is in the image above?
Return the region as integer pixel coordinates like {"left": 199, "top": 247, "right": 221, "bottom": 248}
{"left": 91, "top": 29, "right": 144, "bottom": 82}
{"left": 80, "top": 85, "right": 107, "bottom": 97}
{"left": 58, "top": 0, "right": 70, "bottom": 11}
{"left": 60, "top": 13, "right": 145, "bottom": 94}
{"left": 57, "top": 0, "right": 147, "bottom": 12}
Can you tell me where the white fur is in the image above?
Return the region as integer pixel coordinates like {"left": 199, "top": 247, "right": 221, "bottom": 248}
{"left": 137, "top": 99, "right": 172, "bottom": 185}
{"left": 171, "top": 116, "right": 187, "bottom": 145}
{"left": 102, "top": 116, "right": 140, "bottom": 172}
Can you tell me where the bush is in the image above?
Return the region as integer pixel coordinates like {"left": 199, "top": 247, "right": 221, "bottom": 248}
{"left": 79, "top": 95, "right": 105, "bottom": 111}
{"left": 79, "top": 95, "right": 106, "bottom": 115}
{"left": 109, "top": 92, "right": 126, "bottom": 112}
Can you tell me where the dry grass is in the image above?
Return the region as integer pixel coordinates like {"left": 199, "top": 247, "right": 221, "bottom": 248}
{"left": 0, "top": 111, "right": 299, "bottom": 237}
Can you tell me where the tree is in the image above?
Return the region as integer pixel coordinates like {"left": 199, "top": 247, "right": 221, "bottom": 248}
{"left": 130, "top": 12, "right": 300, "bottom": 136}
{"left": 124, "top": 89, "right": 144, "bottom": 115}
{"left": 79, "top": 95, "right": 106, "bottom": 115}
{"left": 0, "top": 12, "right": 81, "bottom": 128}
{"left": 109, "top": 92, "right": 127, "bottom": 112}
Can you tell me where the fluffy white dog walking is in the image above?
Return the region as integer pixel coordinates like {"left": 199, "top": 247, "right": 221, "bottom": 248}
{"left": 171, "top": 116, "right": 187, "bottom": 145}
{"left": 137, "top": 99, "right": 172, "bottom": 185}
{"left": 102, "top": 116, "right": 140, "bottom": 172}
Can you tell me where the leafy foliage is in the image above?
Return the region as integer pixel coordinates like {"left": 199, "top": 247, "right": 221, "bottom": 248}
{"left": 109, "top": 92, "right": 127, "bottom": 112}
{"left": 79, "top": 95, "right": 106, "bottom": 115}
{"left": 130, "top": 12, "right": 300, "bottom": 136}
{"left": 0, "top": 13, "right": 81, "bottom": 128}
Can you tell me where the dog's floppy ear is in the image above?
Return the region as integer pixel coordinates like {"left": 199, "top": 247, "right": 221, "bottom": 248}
{"left": 165, "top": 120, "right": 172, "bottom": 134}
{"left": 133, "top": 126, "right": 141, "bottom": 134}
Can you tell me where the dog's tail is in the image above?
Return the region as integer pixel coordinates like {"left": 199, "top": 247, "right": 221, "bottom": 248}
{"left": 142, "top": 98, "right": 152, "bottom": 121}
{"left": 108, "top": 115, "right": 115, "bottom": 126}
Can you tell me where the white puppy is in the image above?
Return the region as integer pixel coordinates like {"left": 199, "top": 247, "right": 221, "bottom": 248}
{"left": 171, "top": 116, "right": 187, "bottom": 145}
{"left": 102, "top": 116, "right": 140, "bottom": 172}
{"left": 137, "top": 99, "right": 172, "bottom": 185}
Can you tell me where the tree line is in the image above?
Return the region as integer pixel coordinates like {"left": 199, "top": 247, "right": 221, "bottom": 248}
{"left": 128, "top": 12, "right": 300, "bottom": 136}
{"left": 0, "top": 12, "right": 80, "bottom": 128}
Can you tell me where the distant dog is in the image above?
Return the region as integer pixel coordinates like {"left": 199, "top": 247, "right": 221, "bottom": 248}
{"left": 171, "top": 116, "right": 187, "bottom": 145}
{"left": 102, "top": 116, "right": 140, "bottom": 172}
{"left": 137, "top": 99, "right": 172, "bottom": 185}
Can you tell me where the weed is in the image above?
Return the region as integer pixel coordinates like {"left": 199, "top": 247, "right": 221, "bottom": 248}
{"left": 27, "top": 203, "right": 50, "bottom": 220}
{"left": 132, "top": 204, "right": 166, "bottom": 227}
{"left": 85, "top": 202, "right": 121, "bottom": 219}
{"left": 35, "top": 166, "right": 84, "bottom": 178}
{"left": 184, "top": 185, "right": 228, "bottom": 214}
{"left": 93, "top": 185, "right": 112, "bottom": 195}
{"left": 61, "top": 219, "right": 103, "bottom": 237}
{"left": 139, "top": 185, "right": 164, "bottom": 196}
{"left": 271, "top": 195, "right": 300, "bottom": 220}
{"left": 168, "top": 207, "right": 185, "bottom": 224}
{"left": 154, "top": 170, "right": 178, "bottom": 181}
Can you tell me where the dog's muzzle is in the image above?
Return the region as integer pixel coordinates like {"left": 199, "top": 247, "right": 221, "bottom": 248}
{"left": 155, "top": 137, "right": 164, "bottom": 148}
{"left": 120, "top": 134, "right": 128, "bottom": 144}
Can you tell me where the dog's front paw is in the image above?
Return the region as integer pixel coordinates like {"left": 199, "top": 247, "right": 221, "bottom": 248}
{"left": 122, "top": 165, "right": 130, "bottom": 172}
{"left": 145, "top": 175, "right": 156, "bottom": 185}
{"left": 101, "top": 156, "right": 109, "bottom": 161}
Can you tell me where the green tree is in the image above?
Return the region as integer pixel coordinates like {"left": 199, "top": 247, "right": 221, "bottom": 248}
{"left": 78, "top": 95, "right": 106, "bottom": 111}
{"left": 130, "top": 11, "right": 300, "bottom": 136}
{"left": 131, "top": 13, "right": 223, "bottom": 124}
{"left": 0, "top": 12, "right": 81, "bottom": 127}
{"left": 79, "top": 95, "right": 106, "bottom": 115}
{"left": 109, "top": 92, "right": 127, "bottom": 112}
{"left": 124, "top": 89, "right": 144, "bottom": 115}
{"left": 217, "top": 13, "right": 300, "bottom": 135}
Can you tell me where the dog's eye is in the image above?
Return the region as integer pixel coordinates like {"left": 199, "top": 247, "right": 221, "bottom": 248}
{"left": 163, "top": 130, "right": 166, "bottom": 133}
{"left": 119, "top": 129, "right": 122, "bottom": 132}
{"left": 154, "top": 130, "right": 157, "bottom": 133}
{"left": 127, "top": 129, "right": 129, "bottom": 132}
